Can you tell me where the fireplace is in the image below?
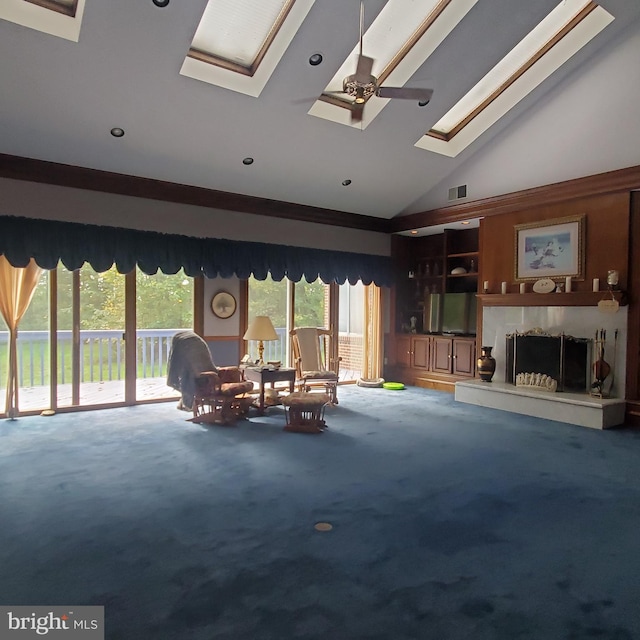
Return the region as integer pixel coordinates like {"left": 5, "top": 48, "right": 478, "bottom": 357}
{"left": 505, "top": 330, "right": 591, "bottom": 392}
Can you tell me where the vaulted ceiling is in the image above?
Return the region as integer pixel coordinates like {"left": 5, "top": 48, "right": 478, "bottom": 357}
{"left": 1, "top": 0, "right": 639, "bottom": 229}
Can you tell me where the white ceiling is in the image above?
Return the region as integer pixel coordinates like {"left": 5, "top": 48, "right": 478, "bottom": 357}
{"left": 1, "top": 0, "right": 639, "bottom": 224}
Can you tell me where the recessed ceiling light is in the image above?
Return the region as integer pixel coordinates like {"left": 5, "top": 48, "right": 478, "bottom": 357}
{"left": 418, "top": 100, "right": 430, "bottom": 107}
{"left": 410, "top": 230, "right": 418, "bottom": 234}
{"left": 110, "top": 127, "right": 125, "bottom": 138}
{"left": 152, "top": 0, "right": 169, "bottom": 7}
{"left": 342, "top": 179, "right": 351, "bottom": 186}
{"left": 242, "top": 157, "right": 254, "bottom": 165}
{"left": 309, "top": 53, "right": 323, "bottom": 66}
{"left": 461, "top": 221, "right": 470, "bottom": 225}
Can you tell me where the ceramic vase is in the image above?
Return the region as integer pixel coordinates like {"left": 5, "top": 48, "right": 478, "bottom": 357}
{"left": 477, "top": 346, "right": 496, "bottom": 382}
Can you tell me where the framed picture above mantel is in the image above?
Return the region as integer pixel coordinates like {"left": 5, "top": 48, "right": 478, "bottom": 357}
{"left": 514, "top": 214, "right": 585, "bottom": 282}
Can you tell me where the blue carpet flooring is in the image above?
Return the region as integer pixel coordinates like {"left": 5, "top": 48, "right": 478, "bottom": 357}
{"left": 1, "top": 385, "right": 640, "bottom": 639}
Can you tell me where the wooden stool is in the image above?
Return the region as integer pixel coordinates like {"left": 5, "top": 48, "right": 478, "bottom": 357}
{"left": 281, "top": 392, "right": 330, "bottom": 433}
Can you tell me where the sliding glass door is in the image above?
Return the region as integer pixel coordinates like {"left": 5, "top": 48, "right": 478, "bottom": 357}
{"left": 1, "top": 264, "right": 197, "bottom": 416}
{"left": 247, "top": 276, "right": 370, "bottom": 382}
{"left": 135, "top": 268, "right": 193, "bottom": 402}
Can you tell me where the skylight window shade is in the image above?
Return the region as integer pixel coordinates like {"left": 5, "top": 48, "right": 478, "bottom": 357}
{"left": 1, "top": 0, "right": 84, "bottom": 40}
{"left": 181, "top": 0, "right": 315, "bottom": 97}
{"left": 23, "top": 0, "right": 77, "bottom": 18}
{"left": 417, "top": 0, "right": 614, "bottom": 156}
{"left": 188, "top": 0, "right": 295, "bottom": 76}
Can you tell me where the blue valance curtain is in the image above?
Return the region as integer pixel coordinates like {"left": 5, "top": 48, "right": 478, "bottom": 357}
{"left": 0, "top": 216, "right": 392, "bottom": 286}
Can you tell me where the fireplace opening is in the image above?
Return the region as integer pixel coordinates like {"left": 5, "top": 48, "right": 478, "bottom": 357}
{"left": 505, "top": 330, "right": 591, "bottom": 392}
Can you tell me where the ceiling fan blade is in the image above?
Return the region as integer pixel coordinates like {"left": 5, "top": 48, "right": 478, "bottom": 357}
{"left": 350, "top": 102, "right": 364, "bottom": 123}
{"left": 376, "top": 87, "right": 434, "bottom": 102}
{"left": 354, "top": 54, "right": 374, "bottom": 83}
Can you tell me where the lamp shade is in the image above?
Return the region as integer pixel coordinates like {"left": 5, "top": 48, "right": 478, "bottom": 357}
{"left": 243, "top": 316, "right": 278, "bottom": 342}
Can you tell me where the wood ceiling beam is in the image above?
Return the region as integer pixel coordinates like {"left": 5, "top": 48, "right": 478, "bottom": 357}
{"left": 0, "top": 153, "right": 391, "bottom": 234}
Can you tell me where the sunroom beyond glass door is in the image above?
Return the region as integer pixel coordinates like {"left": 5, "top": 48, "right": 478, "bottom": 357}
{"left": 338, "top": 281, "right": 364, "bottom": 382}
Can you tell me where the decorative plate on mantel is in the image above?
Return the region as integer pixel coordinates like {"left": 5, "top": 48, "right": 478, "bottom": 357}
{"left": 532, "top": 278, "right": 556, "bottom": 294}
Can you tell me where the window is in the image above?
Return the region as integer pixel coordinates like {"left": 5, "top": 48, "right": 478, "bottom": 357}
{"left": 0, "top": 0, "right": 84, "bottom": 41}
{"left": 24, "top": 0, "right": 77, "bottom": 18}
{"left": 416, "top": 0, "right": 614, "bottom": 157}
{"left": 180, "top": 0, "right": 316, "bottom": 97}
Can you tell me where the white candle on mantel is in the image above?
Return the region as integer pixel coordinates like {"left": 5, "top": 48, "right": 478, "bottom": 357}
{"left": 501, "top": 282, "right": 507, "bottom": 295}
{"left": 483, "top": 280, "right": 489, "bottom": 292}
{"left": 565, "top": 276, "right": 572, "bottom": 292}
{"left": 593, "top": 278, "right": 600, "bottom": 292}
{"left": 520, "top": 283, "right": 526, "bottom": 294}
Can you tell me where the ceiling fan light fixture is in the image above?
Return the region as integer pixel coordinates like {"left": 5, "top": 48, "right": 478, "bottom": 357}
{"left": 343, "top": 74, "right": 377, "bottom": 103}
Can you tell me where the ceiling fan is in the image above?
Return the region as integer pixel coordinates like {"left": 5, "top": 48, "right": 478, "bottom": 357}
{"left": 328, "top": 1, "right": 434, "bottom": 123}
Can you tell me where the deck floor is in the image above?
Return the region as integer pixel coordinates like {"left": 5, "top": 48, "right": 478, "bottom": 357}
{"left": 2, "top": 370, "right": 360, "bottom": 414}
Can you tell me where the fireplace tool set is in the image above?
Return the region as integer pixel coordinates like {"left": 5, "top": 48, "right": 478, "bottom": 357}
{"left": 591, "top": 328, "right": 618, "bottom": 398}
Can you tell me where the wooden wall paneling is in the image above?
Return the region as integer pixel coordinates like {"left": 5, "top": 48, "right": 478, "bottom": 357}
{"left": 475, "top": 218, "right": 485, "bottom": 355}
{"left": 479, "top": 192, "right": 630, "bottom": 292}
{"left": 625, "top": 192, "right": 640, "bottom": 423}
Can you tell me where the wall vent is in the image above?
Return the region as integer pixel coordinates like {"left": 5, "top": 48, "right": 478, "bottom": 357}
{"left": 448, "top": 184, "right": 467, "bottom": 201}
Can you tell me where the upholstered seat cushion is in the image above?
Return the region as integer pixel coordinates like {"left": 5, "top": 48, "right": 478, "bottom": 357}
{"left": 282, "top": 392, "right": 330, "bottom": 408}
{"left": 301, "top": 370, "right": 338, "bottom": 380}
{"left": 219, "top": 381, "right": 253, "bottom": 397}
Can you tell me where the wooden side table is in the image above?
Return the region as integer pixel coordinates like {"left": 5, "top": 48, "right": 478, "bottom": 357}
{"left": 243, "top": 366, "right": 296, "bottom": 415}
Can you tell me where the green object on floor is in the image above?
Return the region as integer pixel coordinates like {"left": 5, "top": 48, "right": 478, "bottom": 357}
{"left": 382, "top": 381, "right": 405, "bottom": 390}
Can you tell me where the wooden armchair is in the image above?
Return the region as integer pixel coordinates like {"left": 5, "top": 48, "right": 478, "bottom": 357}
{"left": 191, "top": 368, "right": 254, "bottom": 425}
{"left": 290, "top": 327, "right": 341, "bottom": 404}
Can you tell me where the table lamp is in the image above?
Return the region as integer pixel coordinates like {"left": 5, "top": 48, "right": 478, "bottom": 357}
{"left": 243, "top": 316, "right": 278, "bottom": 364}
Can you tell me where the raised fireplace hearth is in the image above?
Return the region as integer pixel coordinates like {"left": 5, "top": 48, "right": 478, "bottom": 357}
{"left": 455, "top": 304, "right": 627, "bottom": 429}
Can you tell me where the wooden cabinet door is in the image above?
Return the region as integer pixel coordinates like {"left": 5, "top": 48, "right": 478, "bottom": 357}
{"left": 431, "top": 337, "right": 453, "bottom": 373}
{"left": 453, "top": 338, "right": 475, "bottom": 377}
{"left": 395, "top": 335, "right": 412, "bottom": 368}
{"left": 412, "top": 337, "right": 430, "bottom": 369}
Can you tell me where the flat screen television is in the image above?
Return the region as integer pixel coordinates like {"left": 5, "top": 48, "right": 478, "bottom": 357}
{"left": 441, "top": 293, "right": 476, "bottom": 335}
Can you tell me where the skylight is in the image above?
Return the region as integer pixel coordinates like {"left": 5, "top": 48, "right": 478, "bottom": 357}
{"left": 308, "top": 0, "right": 480, "bottom": 129}
{"left": 188, "top": 0, "right": 294, "bottom": 76}
{"left": 180, "top": 0, "right": 316, "bottom": 97}
{"left": 0, "top": 0, "right": 84, "bottom": 40}
{"left": 24, "top": 0, "right": 77, "bottom": 18}
{"left": 416, "top": 0, "right": 614, "bottom": 157}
